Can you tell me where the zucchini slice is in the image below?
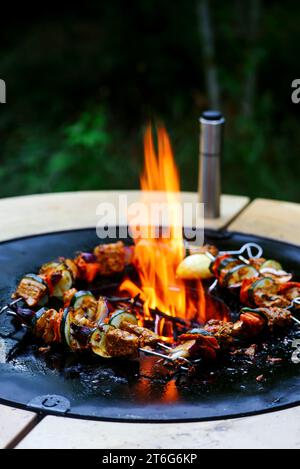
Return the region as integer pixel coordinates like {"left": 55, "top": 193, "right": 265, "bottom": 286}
{"left": 52, "top": 269, "right": 73, "bottom": 299}
{"left": 40, "top": 262, "right": 74, "bottom": 299}
{"left": 60, "top": 308, "right": 74, "bottom": 349}
{"left": 217, "top": 257, "right": 243, "bottom": 283}
{"left": 90, "top": 324, "right": 114, "bottom": 358}
{"left": 223, "top": 264, "right": 259, "bottom": 289}
{"left": 260, "top": 259, "right": 282, "bottom": 271}
{"left": 109, "top": 310, "right": 138, "bottom": 329}
{"left": 248, "top": 277, "right": 278, "bottom": 305}
{"left": 71, "top": 290, "right": 95, "bottom": 310}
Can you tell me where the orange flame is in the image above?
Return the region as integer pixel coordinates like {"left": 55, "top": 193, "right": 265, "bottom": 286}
{"left": 120, "top": 125, "right": 205, "bottom": 331}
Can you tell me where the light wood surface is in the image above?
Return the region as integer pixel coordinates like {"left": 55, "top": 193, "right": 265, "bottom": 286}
{"left": 16, "top": 407, "right": 300, "bottom": 449}
{"left": 229, "top": 198, "right": 300, "bottom": 246}
{"left": 0, "top": 191, "right": 249, "bottom": 242}
{"left": 0, "top": 405, "right": 37, "bottom": 449}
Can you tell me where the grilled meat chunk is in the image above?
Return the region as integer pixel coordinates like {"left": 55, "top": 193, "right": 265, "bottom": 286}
{"left": 121, "top": 322, "right": 160, "bottom": 347}
{"left": 258, "top": 307, "right": 292, "bottom": 330}
{"left": 93, "top": 241, "right": 128, "bottom": 276}
{"left": 105, "top": 328, "right": 139, "bottom": 358}
{"left": 13, "top": 275, "right": 48, "bottom": 307}
{"left": 204, "top": 320, "right": 237, "bottom": 347}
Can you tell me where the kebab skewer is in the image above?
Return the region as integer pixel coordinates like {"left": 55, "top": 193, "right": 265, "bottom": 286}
{"left": 11, "top": 241, "right": 134, "bottom": 308}
{"left": 7, "top": 290, "right": 300, "bottom": 370}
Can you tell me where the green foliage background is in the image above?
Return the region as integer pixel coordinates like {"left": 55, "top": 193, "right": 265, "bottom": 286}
{"left": 0, "top": 0, "right": 299, "bottom": 201}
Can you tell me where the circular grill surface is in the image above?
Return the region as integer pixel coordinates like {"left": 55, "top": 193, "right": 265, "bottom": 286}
{"left": 0, "top": 228, "right": 300, "bottom": 422}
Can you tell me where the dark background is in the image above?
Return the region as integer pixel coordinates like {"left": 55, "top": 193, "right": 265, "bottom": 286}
{"left": 0, "top": 0, "right": 299, "bottom": 201}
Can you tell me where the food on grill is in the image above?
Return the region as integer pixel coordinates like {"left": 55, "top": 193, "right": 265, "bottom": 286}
{"left": 121, "top": 322, "right": 160, "bottom": 347}
{"left": 259, "top": 259, "right": 292, "bottom": 283}
{"left": 90, "top": 325, "right": 139, "bottom": 358}
{"left": 39, "top": 259, "right": 77, "bottom": 298}
{"left": 171, "top": 329, "right": 220, "bottom": 360}
{"left": 12, "top": 274, "right": 49, "bottom": 307}
{"left": 105, "top": 328, "right": 140, "bottom": 358}
{"left": 279, "top": 282, "right": 300, "bottom": 308}
{"left": 109, "top": 310, "right": 138, "bottom": 328}
{"left": 240, "top": 277, "right": 284, "bottom": 307}
{"left": 93, "top": 241, "right": 133, "bottom": 276}
{"left": 6, "top": 240, "right": 300, "bottom": 372}
{"left": 74, "top": 253, "right": 99, "bottom": 282}
{"left": 221, "top": 264, "right": 259, "bottom": 288}
{"left": 13, "top": 242, "right": 133, "bottom": 307}
{"left": 240, "top": 307, "right": 292, "bottom": 331}
{"left": 176, "top": 254, "right": 213, "bottom": 280}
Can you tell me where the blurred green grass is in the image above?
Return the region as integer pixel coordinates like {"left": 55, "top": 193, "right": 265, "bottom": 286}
{"left": 0, "top": 0, "right": 299, "bottom": 202}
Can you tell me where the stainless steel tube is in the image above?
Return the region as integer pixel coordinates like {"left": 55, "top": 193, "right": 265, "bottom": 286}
{"left": 198, "top": 110, "right": 225, "bottom": 219}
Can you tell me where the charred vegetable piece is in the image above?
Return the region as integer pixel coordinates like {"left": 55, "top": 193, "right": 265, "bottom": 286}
{"left": 222, "top": 264, "right": 259, "bottom": 288}
{"left": 279, "top": 282, "right": 300, "bottom": 307}
{"left": 63, "top": 288, "right": 77, "bottom": 308}
{"left": 170, "top": 338, "right": 219, "bottom": 361}
{"left": 240, "top": 277, "right": 279, "bottom": 306}
{"left": 34, "top": 307, "right": 61, "bottom": 344}
{"left": 210, "top": 254, "right": 232, "bottom": 276}
{"left": 169, "top": 340, "right": 200, "bottom": 361}
{"left": 175, "top": 329, "right": 220, "bottom": 360}
{"left": 176, "top": 254, "right": 213, "bottom": 280}
{"left": 240, "top": 278, "right": 258, "bottom": 305}
{"left": 74, "top": 253, "right": 99, "bottom": 283}
{"left": 40, "top": 261, "right": 75, "bottom": 299}
{"left": 260, "top": 260, "right": 282, "bottom": 271}
{"left": 216, "top": 257, "right": 243, "bottom": 282}
{"left": 96, "top": 296, "right": 110, "bottom": 323}
{"left": 70, "top": 323, "right": 94, "bottom": 347}
{"left": 248, "top": 257, "right": 266, "bottom": 270}
{"left": 13, "top": 306, "right": 36, "bottom": 326}
{"left": 239, "top": 310, "right": 266, "bottom": 335}
{"left": 60, "top": 308, "right": 82, "bottom": 350}
{"left": 260, "top": 260, "right": 292, "bottom": 283}
{"left": 12, "top": 274, "right": 49, "bottom": 307}
{"left": 109, "top": 310, "right": 138, "bottom": 328}
{"left": 90, "top": 325, "right": 112, "bottom": 358}
{"left": 71, "top": 290, "right": 96, "bottom": 313}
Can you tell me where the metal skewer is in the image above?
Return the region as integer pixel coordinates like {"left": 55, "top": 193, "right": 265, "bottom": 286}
{"left": 0, "top": 297, "right": 23, "bottom": 315}
{"left": 139, "top": 348, "right": 189, "bottom": 371}
{"left": 204, "top": 242, "right": 264, "bottom": 293}
{"left": 287, "top": 297, "right": 300, "bottom": 325}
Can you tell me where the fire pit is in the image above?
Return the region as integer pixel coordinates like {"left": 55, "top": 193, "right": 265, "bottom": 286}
{"left": 0, "top": 126, "right": 299, "bottom": 425}
{"left": 0, "top": 228, "right": 300, "bottom": 422}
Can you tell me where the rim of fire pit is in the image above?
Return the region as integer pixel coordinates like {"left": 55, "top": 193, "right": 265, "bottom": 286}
{"left": 0, "top": 227, "right": 299, "bottom": 423}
